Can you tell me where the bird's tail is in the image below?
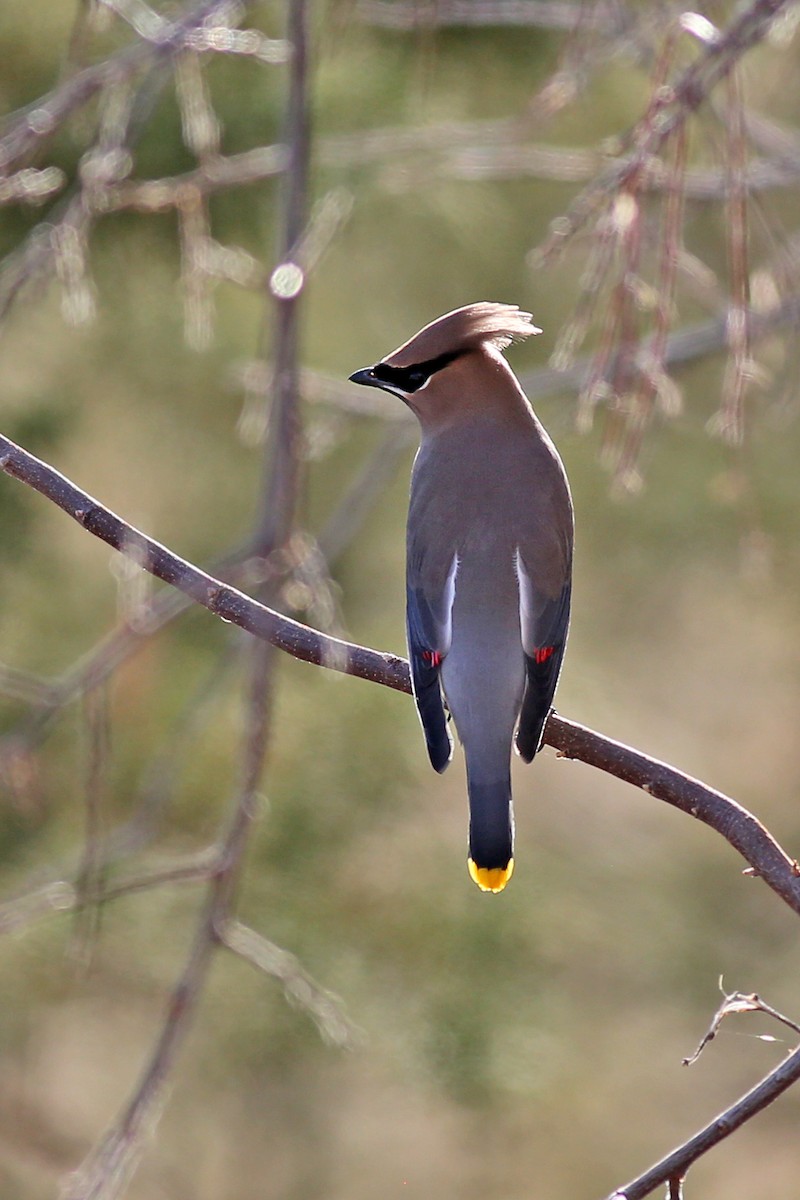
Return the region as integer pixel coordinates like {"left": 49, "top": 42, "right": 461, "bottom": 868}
{"left": 465, "top": 767, "right": 514, "bottom": 893}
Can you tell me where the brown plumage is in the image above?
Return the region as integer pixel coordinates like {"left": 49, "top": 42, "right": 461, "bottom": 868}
{"left": 384, "top": 302, "right": 541, "bottom": 366}
{"left": 349, "top": 303, "right": 573, "bottom": 893}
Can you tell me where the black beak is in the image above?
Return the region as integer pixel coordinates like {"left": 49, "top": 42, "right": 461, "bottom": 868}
{"left": 348, "top": 366, "right": 379, "bottom": 388}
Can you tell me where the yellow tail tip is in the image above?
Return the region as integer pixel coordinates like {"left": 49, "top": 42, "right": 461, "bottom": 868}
{"left": 468, "top": 857, "right": 514, "bottom": 893}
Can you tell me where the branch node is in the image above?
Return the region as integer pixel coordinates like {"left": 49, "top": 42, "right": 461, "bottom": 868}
{"left": 76, "top": 504, "right": 103, "bottom": 529}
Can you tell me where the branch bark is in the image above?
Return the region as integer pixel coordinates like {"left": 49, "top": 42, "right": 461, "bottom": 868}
{"left": 604, "top": 1043, "right": 800, "bottom": 1200}
{"left": 2, "top": 432, "right": 800, "bottom": 924}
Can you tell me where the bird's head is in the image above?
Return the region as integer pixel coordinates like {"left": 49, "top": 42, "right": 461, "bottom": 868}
{"left": 349, "top": 302, "right": 541, "bottom": 425}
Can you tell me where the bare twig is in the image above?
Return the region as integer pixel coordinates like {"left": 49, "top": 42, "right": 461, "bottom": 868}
{"left": 0, "top": 433, "right": 409, "bottom": 690}
{"left": 0, "top": 0, "right": 253, "bottom": 175}
{"left": 621, "top": 122, "right": 687, "bottom": 463}
{"left": 684, "top": 982, "right": 800, "bottom": 1066}
{"left": 604, "top": 1042, "right": 800, "bottom": 1200}
{"left": 316, "top": 424, "right": 416, "bottom": 565}
{"left": 34, "top": 114, "right": 764, "bottom": 222}
{"left": 552, "top": 715, "right": 800, "bottom": 916}
{"left": 71, "top": 684, "right": 111, "bottom": 963}
{"left": 356, "top": 0, "right": 632, "bottom": 32}
{"left": 101, "top": 144, "right": 287, "bottom": 210}
{"left": 0, "top": 0, "right": 266, "bottom": 325}
{"left": 59, "top": 817, "right": 257, "bottom": 1199}
{"left": 0, "top": 392, "right": 408, "bottom": 765}
{"left": 219, "top": 919, "right": 359, "bottom": 1050}
{"left": 0, "top": 662, "right": 61, "bottom": 706}
{"left": 0, "top": 852, "right": 217, "bottom": 938}
{"left": 522, "top": 289, "right": 800, "bottom": 404}
{"left": 536, "top": 0, "right": 795, "bottom": 262}
{"left": 434, "top": 142, "right": 800, "bottom": 198}
{"left": 716, "top": 64, "right": 751, "bottom": 446}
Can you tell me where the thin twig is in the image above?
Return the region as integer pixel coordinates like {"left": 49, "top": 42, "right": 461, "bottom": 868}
{"left": 219, "top": 919, "right": 359, "bottom": 1050}
{"left": 71, "top": 684, "right": 111, "bottom": 963}
{"left": 0, "top": 0, "right": 260, "bottom": 325}
{"left": 536, "top": 0, "right": 795, "bottom": 262}
{"left": 716, "top": 64, "right": 751, "bottom": 446}
{"left": 521, "top": 289, "right": 800, "bottom": 404}
{"left": 356, "top": 0, "right": 632, "bottom": 32}
{"left": 684, "top": 982, "right": 800, "bottom": 1066}
{"left": 98, "top": 135, "right": 800, "bottom": 211}
{"left": 59, "top": 815, "right": 256, "bottom": 1200}
{"left": 552, "top": 715, "right": 800, "bottom": 915}
{"left": 604, "top": 1042, "right": 800, "bottom": 1200}
{"left": 0, "top": 0, "right": 255, "bottom": 174}
{"left": 0, "top": 662, "right": 61, "bottom": 705}
{"left": 0, "top": 853, "right": 216, "bottom": 938}
{"left": 436, "top": 142, "right": 800, "bottom": 198}
{"left": 316, "top": 424, "right": 416, "bottom": 564}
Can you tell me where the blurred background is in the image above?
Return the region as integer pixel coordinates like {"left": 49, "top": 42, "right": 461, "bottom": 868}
{"left": 1, "top": 1, "right": 800, "bottom": 1197}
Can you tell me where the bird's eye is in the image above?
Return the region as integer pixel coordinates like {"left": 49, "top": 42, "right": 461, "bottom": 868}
{"left": 370, "top": 349, "right": 464, "bottom": 394}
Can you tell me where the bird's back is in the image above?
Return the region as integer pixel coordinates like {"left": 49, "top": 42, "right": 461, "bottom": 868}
{"left": 409, "top": 410, "right": 570, "bottom": 749}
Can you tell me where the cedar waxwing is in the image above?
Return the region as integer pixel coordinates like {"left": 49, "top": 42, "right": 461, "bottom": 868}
{"left": 349, "top": 303, "right": 573, "bottom": 893}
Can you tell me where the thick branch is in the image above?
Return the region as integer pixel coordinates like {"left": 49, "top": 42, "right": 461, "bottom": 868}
{"left": 2, "top": 434, "right": 800, "bottom": 921}
{"left": 0, "top": 435, "right": 407, "bottom": 693}
{"left": 553, "top": 716, "right": 800, "bottom": 914}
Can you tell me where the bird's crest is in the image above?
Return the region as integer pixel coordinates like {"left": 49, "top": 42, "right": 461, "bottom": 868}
{"left": 385, "top": 303, "right": 541, "bottom": 368}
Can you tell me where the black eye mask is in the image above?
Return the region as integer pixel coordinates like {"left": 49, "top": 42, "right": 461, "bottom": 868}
{"left": 372, "top": 349, "right": 464, "bottom": 393}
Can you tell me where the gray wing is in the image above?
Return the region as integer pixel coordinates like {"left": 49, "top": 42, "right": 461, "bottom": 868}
{"left": 514, "top": 549, "right": 571, "bottom": 763}
{"left": 406, "top": 548, "right": 457, "bottom": 773}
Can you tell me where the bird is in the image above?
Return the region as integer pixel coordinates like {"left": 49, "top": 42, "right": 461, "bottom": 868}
{"left": 349, "top": 303, "right": 573, "bottom": 893}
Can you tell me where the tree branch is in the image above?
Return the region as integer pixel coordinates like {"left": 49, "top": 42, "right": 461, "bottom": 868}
{"left": 604, "top": 1042, "right": 800, "bottom": 1200}
{"left": 0, "top": 434, "right": 408, "bottom": 692}
{"left": 2, "top": 433, "right": 800, "bottom": 923}
{"left": 536, "top": 0, "right": 795, "bottom": 261}
{"left": 552, "top": 715, "right": 800, "bottom": 915}
{"left": 58, "top": 6, "right": 315, "bottom": 1194}
{"left": 219, "top": 919, "right": 358, "bottom": 1050}
{"left": 520, "top": 289, "right": 800, "bottom": 403}
{"left": 0, "top": 853, "right": 216, "bottom": 938}
{"left": 356, "top": 0, "right": 631, "bottom": 32}
{"left": 0, "top": 0, "right": 257, "bottom": 175}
